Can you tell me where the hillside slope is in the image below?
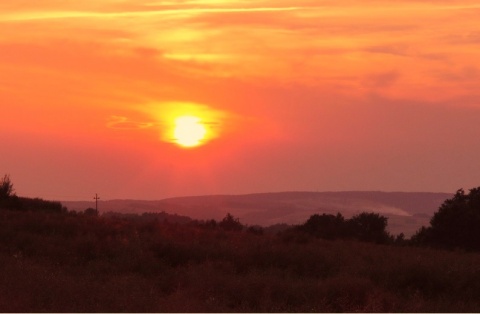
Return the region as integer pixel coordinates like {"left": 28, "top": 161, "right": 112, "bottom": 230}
{"left": 63, "top": 191, "right": 451, "bottom": 237}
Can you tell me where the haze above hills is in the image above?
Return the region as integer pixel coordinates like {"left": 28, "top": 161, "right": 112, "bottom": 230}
{"left": 63, "top": 191, "right": 452, "bottom": 237}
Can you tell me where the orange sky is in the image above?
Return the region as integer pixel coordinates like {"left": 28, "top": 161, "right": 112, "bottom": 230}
{"left": 1, "top": 0, "right": 480, "bottom": 200}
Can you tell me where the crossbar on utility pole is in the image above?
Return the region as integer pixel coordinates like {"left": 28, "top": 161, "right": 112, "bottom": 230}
{"left": 94, "top": 193, "right": 100, "bottom": 214}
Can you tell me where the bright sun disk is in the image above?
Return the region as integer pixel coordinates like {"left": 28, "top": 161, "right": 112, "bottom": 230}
{"left": 173, "top": 115, "right": 207, "bottom": 148}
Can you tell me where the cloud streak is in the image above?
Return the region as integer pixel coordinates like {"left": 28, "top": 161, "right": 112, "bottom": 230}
{"left": 107, "top": 116, "right": 154, "bottom": 130}
{"left": 1, "top": 6, "right": 303, "bottom": 22}
{"left": 2, "top": 0, "right": 479, "bottom": 96}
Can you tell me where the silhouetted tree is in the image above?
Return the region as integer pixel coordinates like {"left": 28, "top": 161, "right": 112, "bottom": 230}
{"left": 0, "top": 174, "right": 14, "bottom": 200}
{"left": 413, "top": 188, "right": 480, "bottom": 251}
{"left": 219, "top": 213, "right": 243, "bottom": 231}
{"left": 0, "top": 174, "right": 22, "bottom": 210}
{"left": 347, "top": 212, "right": 389, "bottom": 244}
{"left": 300, "top": 213, "right": 346, "bottom": 239}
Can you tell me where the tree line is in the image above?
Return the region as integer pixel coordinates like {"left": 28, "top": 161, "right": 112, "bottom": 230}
{"left": 0, "top": 174, "right": 66, "bottom": 213}
{"left": 296, "top": 212, "right": 391, "bottom": 243}
{"left": 2, "top": 174, "right": 480, "bottom": 251}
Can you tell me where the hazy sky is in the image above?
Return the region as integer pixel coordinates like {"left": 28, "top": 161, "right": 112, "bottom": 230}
{"left": 1, "top": 0, "right": 480, "bottom": 200}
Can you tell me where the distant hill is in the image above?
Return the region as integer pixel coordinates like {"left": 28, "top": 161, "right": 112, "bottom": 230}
{"left": 62, "top": 191, "right": 452, "bottom": 237}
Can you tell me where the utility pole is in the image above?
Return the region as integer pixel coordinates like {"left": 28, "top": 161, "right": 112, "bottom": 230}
{"left": 94, "top": 193, "right": 100, "bottom": 214}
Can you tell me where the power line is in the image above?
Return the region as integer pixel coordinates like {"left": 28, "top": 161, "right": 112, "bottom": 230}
{"left": 94, "top": 193, "right": 100, "bottom": 213}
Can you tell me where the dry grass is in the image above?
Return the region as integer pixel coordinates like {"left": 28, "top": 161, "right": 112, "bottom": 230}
{"left": 0, "top": 209, "right": 480, "bottom": 312}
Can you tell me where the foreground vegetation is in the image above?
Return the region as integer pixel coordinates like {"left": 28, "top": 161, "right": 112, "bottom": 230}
{"left": 0, "top": 207, "right": 480, "bottom": 312}
{"left": 2, "top": 175, "right": 480, "bottom": 312}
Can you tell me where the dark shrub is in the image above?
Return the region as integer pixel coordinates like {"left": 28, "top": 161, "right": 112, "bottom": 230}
{"left": 219, "top": 213, "right": 243, "bottom": 231}
{"left": 413, "top": 188, "right": 480, "bottom": 251}
{"left": 0, "top": 174, "right": 14, "bottom": 200}
{"left": 347, "top": 212, "right": 390, "bottom": 244}
{"left": 300, "top": 213, "right": 346, "bottom": 240}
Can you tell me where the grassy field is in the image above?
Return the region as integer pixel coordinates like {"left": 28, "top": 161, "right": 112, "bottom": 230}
{"left": 1, "top": 208, "right": 480, "bottom": 312}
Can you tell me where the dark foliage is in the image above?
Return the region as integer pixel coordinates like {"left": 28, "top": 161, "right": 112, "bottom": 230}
{"left": 0, "top": 194, "right": 22, "bottom": 210}
{"left": 348, "top": 212, "right": 390, "bottom": 244}
{"left": 300, "top": 213, "right": 346, "bottom": 240}
{"left": 1, "top": 208, "right": 480, "bottom": 312}
{"left": 412, "top": 187, "right": 480, "bottom": 251}
{"left": 247, "top": 225, "right": 264, "bottom": 235}
{"left": 202, "top": 219, "right": 217, "bottom": 229}
{"left": 0, "top": 175, "right": 64, "bottom": 213}
{"left": 2, "top": 176, "right": 480, "bottom": 311}
{"left": 102, "top": 211, "right": 192, "bottom": 225}
{"left": 0, "top": 174, "right": 14, "bottom": 199}
{"left": 84, "top": 207, "right": 99, "bottom": 216}
{"left": 297, "top": 212, "right": 390, "bottom": 244}
{"left": 219, "top": 213, "right": 243, "bottom": 231}
{"left": 18, "top": 197, "right": 66, "bottom": 213}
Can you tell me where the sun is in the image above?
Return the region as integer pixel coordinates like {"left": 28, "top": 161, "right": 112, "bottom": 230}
{"left": 145, "top": 101, "right": 233, "bottom": 147}
{"left": 173, "top": 115, "right": 207, "bottom": 148}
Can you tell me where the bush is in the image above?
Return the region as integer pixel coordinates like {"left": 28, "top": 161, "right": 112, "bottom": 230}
{"left": 348, "top": 213, "right": 390, "bottom": 244}
{"left": 299, "top": 213, "right": 346, "bottom": 239}
{"left": 218, "top": 213, "right": 243, "bottom": 232}
{"left": 0, "top": 174, "right": 14, "bottom": 200}
{"left": 413, "top": 187, "right": 480, "bottom": 251}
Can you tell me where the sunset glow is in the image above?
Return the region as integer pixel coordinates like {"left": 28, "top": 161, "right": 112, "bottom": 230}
{"left": 139, "top": 101, "right": 234, "bottom": 148}
{"left": 173, "top": 116, "right": 207, "bottom": 148}
{"left": 1, "top": 0, "right": 480, "bottom": 200}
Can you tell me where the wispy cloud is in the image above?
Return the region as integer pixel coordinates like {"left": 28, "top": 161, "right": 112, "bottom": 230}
{"left": 1, "top": 6, "right": 302, "bottom": 22}
{"left": 2, "top": 0, "right": 480, "bottom": 100}
{"left": 107, "top": 116, "right": 154, "bottom": 130}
